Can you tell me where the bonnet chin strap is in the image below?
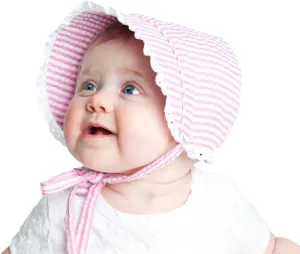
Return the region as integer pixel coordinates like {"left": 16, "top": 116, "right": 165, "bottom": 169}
{"left": 41, "top": 143, "right": 184, "bottom": 254}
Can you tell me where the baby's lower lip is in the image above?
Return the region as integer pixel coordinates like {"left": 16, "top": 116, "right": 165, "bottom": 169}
{"left": 81, "top": 133, "right": 115, "bottom": 139}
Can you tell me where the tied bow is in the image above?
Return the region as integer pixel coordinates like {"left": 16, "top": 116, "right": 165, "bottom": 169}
{"left": 40, "top": 144, "right": 184, "bottom": 254}
{"left": 41, "top": 168, "right": 106, "bottom": 254}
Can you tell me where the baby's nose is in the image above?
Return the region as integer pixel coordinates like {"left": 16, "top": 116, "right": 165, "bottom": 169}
{"left": 86, "top": 92, "right": 115, "bottom": 113}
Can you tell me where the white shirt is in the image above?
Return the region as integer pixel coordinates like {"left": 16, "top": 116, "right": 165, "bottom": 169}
{"left": 10, "top": 167, "right": 270, "bottom": 254}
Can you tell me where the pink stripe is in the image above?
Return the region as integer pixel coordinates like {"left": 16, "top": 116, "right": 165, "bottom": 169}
{"left": 178, "top": 53, "right": 240, "bottom": 73}
{"left": 187, "top": 141, "right": 214, "bottom": 150}
{"left": 57, "top": 120, "right": 64, "bottom": 127}
{"left": 47, "top": 76, "right": 74, "bottom": 90}
{"left": 52, "top": 111, "right": 65, "bottom": 120}
{"left": 50, "top": 104, "right": 67, "bottom": 114}
{"left": 183, "top": 85, "right": 239, "bottom": 105}
{"left": 175, "top": 46, "right": 238, "bottom": 69}
{"left": 77, "top": 173, "right": 100, "bottom": 249}
{"left": 55, "top": 36, "right": 88, "bottom": 51}
{"left": 170, "top": 38, "right": 235, "bottom": 57}
{"left": 68, "top": 24, "right": 99, "bottom": 36}
{"left": 183, "top": 95, "right": 238, "bottom": 116}
{"left": 50, "top": 54, "right": 83, "bottom": 68}
{"left": 49, "top": 103, "right": 68, "bottom": 115}
{"left": 122, "top": 20, "right": 162, "bottom": 37}
{"left": 69, "top": 18, "right": 101, "bottom": 34}
{"left": 75, "top": 15, "right": 110, "bottom": 27}
{"left": 135, "top": 33, "right": 170, "bottom": 50}
{"left": 135, "top": 147, "right": 181, "bottom": 180}
{"left": 83, "top": 185, "right": 102, "bottom": 251}
{"left": 58, "top": 32, "right": 91, "bottom": 45}
{"left": 42, "top": 175, "right": 87, "bottom": 194}
{"left": 67, "top": 190, "right": 77, "bottom": 254}
{"left": 179, "top": 58, "right": 241, "bottom": 81}
{"left": 41, "top": 170, "right": 77, "bottom": 187}
{"left": 48, "top": 62, "right": 79, "bottom": 76}
{"left": 78, "top": 183, "right": 101, "bottom": 253}
{"left": 61, "top": 27, "right": 94, "bottom": 41}
{"left": 71, "top": 19, "right": 104, "bottom": 33}
{"left": 181, "top": 104, "right": 232, "bottom": 122}
{"left": 162, "top": 78, "right": 239, "bottom": 107}
{"left": 52, "top": 48, "right": 82, "bottom": 62}
{"left": 182, "top": 130, "right": 220, "bottom": 147}
{"left": 52, "top": 44, "right": 84, "bottom": 59}
{"left": 144, "top": 16, "right": 158, "bottom": 23}
{"left": 182, "top": 124, "right": 223, "bottom": 142}
{"left": 78, "top": 12, "right": 116, "bottom": 23}
{"left": 163, "top": 32, "right": 232, "bottom": 50}
{"left": 41, "top": 181, "right": 77, "bottom": 192}
{"left": 47, "top": 95, "right": 71, "bottom": 108}
{"left": 148, "top": 55, "right": 177, "bottom": 67}
{"left": 42, "top": 180, "right": 78, "bottom": 194}
{"left": 146, "top": 48, "right": 176, "bottom": 60}
{"left": 47, "top": 77, "right": 75, "bottom": 92}
{"left": 181, "top": 115, "right": 227, "bottom": 136}
{"left": 49, "top": 96, "right": 70, "bottom": 107}
{"left": 184, "top": 91, "right": 239, "bottom": 110}
{"left": 173, "top": 111, "right": 230, "bottom": 128}
{"left": 47, "top": 68, "right": 77, "bottom": 82}
{"left": 181, "top": 69, "right": 240, "bottom": 96}
{"left": 181, "top": 92, "right": 237, "bottom": 112}
{"left": 126, "top": 144, "right": 183, "bottom": 182}
{"left": 102, "top": 145, "right": 183, "bottom": 183}
{"left": 75, "top": 19, "right": 113, "bottom": 31}
{"left": 47, "top": 88, "right": 73, "bottom": 100}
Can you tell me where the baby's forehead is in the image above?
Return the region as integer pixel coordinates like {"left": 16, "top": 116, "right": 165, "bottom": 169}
{"left": 80, "top": 35, "right": 154, "bottom": 78}
{"left": 92, "top": 23, "right": 135, "bottom": 46}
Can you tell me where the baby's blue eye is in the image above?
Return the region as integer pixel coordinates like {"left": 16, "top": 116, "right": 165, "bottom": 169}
{"left": 83, "top": 83, "right": 97, "bottom": 91}
{"left": 122, "top": 84, "right": 140, "bottom": 95}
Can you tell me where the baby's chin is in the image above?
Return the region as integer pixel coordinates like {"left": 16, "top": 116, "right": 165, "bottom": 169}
{"left": 74, "top": 151, "right": 163, "bottom": 175}
{"left": 80, "top": 161, "right": 148, "bottom": 175}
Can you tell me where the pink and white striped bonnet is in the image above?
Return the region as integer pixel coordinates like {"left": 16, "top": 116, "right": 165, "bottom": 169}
{"left": 38, "top": 1, "right": 242, "bottom": 253}
{"left": 37, "top": 1, "right": 242, "bottom": 162}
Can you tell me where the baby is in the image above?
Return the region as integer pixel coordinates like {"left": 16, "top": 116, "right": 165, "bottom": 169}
{"left": 3, "top": 1, "right": 300, "bottom": 254}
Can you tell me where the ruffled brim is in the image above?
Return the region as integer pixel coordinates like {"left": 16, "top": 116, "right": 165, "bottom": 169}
{"left": 36, "top": 1, "right": 179, "bottom": 147}
{"left": 36, "top": 1, "right": 242, "bottom": 162}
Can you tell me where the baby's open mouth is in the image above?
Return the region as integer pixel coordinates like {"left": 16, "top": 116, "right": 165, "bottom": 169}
{"left": 86, "top": 125, "right": 114, "bottom": 136}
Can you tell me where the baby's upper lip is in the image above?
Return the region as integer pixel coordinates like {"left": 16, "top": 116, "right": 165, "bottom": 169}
{"left": 84, "top": 122, "right": 115, "bottom": 135}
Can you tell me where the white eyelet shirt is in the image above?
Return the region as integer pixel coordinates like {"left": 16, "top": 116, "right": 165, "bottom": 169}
{"left": 10, "top": 167, "right": 270, "bottom": 254}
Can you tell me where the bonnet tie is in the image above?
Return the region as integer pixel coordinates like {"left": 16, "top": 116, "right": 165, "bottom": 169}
{"left": 41, "top": 144, "right": 184, "bottom": 254}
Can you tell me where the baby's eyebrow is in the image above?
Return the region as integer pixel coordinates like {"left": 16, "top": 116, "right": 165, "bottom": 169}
{"left": 118, "top": 67, "right": 144, "bottom": 78}
{"left": 80, "top": 68, "right": 92, "bottom": 76}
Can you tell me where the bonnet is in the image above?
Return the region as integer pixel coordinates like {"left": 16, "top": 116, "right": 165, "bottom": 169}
{"left": 38, "top": 1, "right": 242, "bottom": 253}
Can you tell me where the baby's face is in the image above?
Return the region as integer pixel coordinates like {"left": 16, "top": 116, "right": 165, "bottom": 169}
{"left": 64, "top": 37, "right": 176, "bottom": 173}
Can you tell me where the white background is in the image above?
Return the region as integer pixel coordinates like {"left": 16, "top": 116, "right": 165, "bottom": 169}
{"left": 0, "top": 0, "right": 299, "bottom": 250}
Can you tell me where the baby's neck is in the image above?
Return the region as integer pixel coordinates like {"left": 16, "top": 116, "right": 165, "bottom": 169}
{"left": 101, "top": 154, "right": 194, "bottom": 214}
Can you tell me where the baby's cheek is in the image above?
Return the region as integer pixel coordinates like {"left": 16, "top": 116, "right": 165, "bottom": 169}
{"left": 64, "top": 102, "right": 82, "bottom": 145}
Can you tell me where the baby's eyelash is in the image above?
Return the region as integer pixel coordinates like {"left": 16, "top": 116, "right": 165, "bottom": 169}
{"left": 78, "top": 81, "right": 98, "bottom": 92}
{"left": 121, "top": 81, "right": 144, "bottom": 95}
{"left": 83, "top": 83, "right": 97, "bottom": 91}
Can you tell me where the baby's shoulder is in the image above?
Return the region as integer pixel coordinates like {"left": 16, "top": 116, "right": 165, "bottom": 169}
{"left": 190, "top": 169, "right": 251, "bottom": 216}
{"left": 189, "top": 169, "right": 270, "bottom": 253}
{"left": 192, "top": 169, "right": 239, "bottom": 196}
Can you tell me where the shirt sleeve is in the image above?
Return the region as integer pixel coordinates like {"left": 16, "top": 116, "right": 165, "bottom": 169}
{"left": 224, "top": 177, "right": 271, "bottom": 254}
{"left": 10, "top": 196, "right": 51, "bottom": 254}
